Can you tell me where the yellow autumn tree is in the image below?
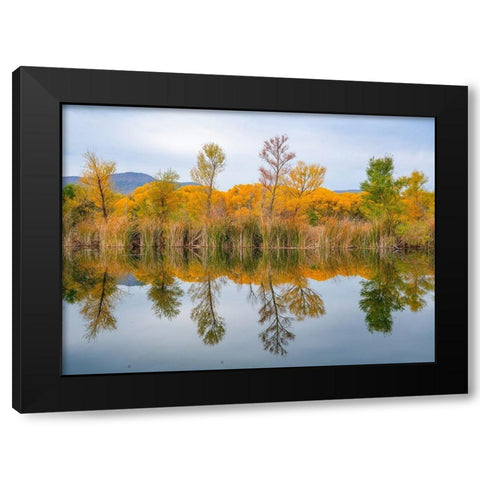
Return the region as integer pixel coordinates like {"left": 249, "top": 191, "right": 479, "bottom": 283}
{"left": 400, "top": 170, "right": 433, "bottom": 221}
{"left": 285, "top": 161, "right": 326, "bottom": 218}
{"left": 191, "top": 143, "right": 226, "bottom": 217}
{"left": 175, "top": 185, "right": 207, "bottom": 222}
{"left": 224, "top": 184, "right": 263, "bottom": 220}
{"left": 80, "top": 151, "right": 116, "bottom": 220}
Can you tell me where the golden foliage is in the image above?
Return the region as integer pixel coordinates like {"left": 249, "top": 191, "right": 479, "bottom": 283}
{"left": 63, "top": 150, "right": 434, "bottom": 251}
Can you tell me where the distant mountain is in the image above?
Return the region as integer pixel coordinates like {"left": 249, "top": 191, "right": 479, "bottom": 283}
{"left": 117, "top": 273, "right": 145, "bottom": 287}
{"left": 62, "top": 172, "right": 360, "bottom": 195}
{"left": 62, "top": 172, "right": 198, "bottom": 195}
{"left": 62, "top": 176, "right": 82, "bottom": 186}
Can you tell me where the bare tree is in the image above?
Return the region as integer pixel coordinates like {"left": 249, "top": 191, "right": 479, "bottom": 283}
{"left": 258, "top": 135, "right": 296, "bottom": 217}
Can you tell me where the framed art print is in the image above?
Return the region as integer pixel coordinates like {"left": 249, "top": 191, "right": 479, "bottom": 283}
{"left": 13, "top": 67, "right": 468, "bottom": 413}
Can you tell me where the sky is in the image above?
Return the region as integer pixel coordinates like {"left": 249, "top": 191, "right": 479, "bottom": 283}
{"left": 63, "top": 105, "right": 435, "bottom": 191}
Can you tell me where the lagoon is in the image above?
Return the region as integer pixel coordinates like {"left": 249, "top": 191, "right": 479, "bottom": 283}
{"left": 62, "top": 249, "right": 435, "bottom": 375}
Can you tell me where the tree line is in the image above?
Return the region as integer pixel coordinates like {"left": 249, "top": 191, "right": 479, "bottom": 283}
{"left": 63, "top": 135, "right": 434, "bottom": 250}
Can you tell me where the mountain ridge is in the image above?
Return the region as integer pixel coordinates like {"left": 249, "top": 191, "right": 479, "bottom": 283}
{"left": 62, "top": 172, "right": 361, "bottom": 195}
{"left": 62, "top": 172, "right": 198, "bottom": 195}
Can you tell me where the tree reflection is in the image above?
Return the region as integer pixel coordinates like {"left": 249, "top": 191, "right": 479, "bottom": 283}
{"left": 80, "top": 269, "right": 121, "bottom": 340}
{"left": 283, "top": 282, "right": 326, "bottom": 321}
{"left": 147, "top": 271, "right": 184, "bottom": 320}
{"left": 359, "top": 254, "right": 435, "bottom": 334}
{"left": 401, "top": 266, "right": 435, "bottom": 313}
{"left": 256, "top": 276, "right": 294, "bottom": 356}
{"left": 252, "top": 261, "right": 325, "bottom": 355}
{"left": 130, "top": 250, "right": 184, "bottom": 321}
{"left": 63, "top": 253, "right": 127, "bottom": 340}
{"left": 62, "top": 248, "right": 434, "bottom": 347}
{"left": 359, "top": 279, "right": 404, "bottom": 334}
{"left": 189, "top": 277, "right": 226, "bottom": 345}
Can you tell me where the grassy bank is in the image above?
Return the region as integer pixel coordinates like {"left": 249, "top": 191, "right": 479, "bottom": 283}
{"left": 63, "top": 216, "right": 434, "bottom": 251}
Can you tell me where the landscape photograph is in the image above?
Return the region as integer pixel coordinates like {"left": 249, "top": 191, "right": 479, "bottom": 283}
{"left": 62, "top": 105, "right": 435, "bottom": 375}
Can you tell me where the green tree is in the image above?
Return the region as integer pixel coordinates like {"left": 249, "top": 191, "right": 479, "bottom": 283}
{"left": 191, "top": 143, "right": 226, "bottom": 216}
{"left": 80, "top": 151, "right": 116, "bottom": 220}
{"left": 62, "top": 183, "right": 77, "bottom": 201}
{"left": 360, "top": 156, "right": 404, "bottom": 235}
{"left": 150, "top": 169, "right": 180, "bottom": 222}
{"left": 62, "top": 183, "right": 95, "bottom": 235}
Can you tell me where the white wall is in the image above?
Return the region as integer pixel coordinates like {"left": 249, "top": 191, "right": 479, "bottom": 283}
{"left": 1, "top": 1, "right": 477, "bottom": 479}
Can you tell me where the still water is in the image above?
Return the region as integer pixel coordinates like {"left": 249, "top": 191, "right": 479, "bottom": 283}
{"left": 62, "top": 248, "right": 435, "bottom": 375}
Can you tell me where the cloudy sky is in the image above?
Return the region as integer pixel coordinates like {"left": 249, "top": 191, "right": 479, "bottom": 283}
{"left": 63, "top": 105, "right": 435, "bottom": 191}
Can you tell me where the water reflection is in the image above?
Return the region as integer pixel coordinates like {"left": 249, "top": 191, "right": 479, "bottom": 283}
{"left": 255, "top": 276, "right": 295, "bottom": 356}
{"left": 359, "top": 256, "right": 435, "bottom": 334}
{"left": 63, "top": 248, "right": 434, "bottom": 355}
{"left": 62, "top": 259, "right": 122, "bottom": 340}
{"left": 248, "top": 273, "right": 326, "bottom": 355}
{"left": 190, "top": 277, "right": 226, "bottom": 345}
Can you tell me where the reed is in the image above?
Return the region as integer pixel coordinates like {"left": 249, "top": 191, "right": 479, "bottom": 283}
{"left": 62, "top": 215, "right": 434, "bottom": 251}
{"left": 98, "top": 216, "right": 132, "bottom": 250}
{"left": 136, "top": 217, "right": 163, "bottom": 248}
{"left": 165, "top": 221, "right": 203, "bottom": 248}
{"left": 396, "top": 218, "right": 435, "bottom": 250}
{"left": 315, "top": 218, "right": 378, "bottom": 250}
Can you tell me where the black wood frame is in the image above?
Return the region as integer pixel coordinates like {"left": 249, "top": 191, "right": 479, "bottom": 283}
{"left": 12, "top": 67, "right": 468, "bottom": 413}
